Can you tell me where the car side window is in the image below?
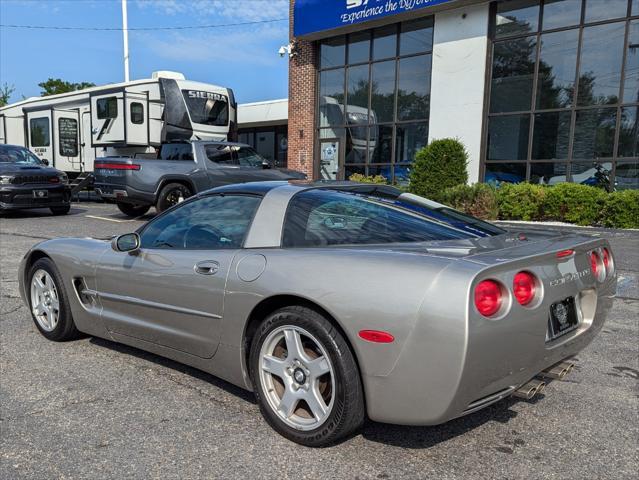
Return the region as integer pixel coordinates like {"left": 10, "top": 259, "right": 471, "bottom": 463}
{"left": 205, "top": 144, "right": 236, "bottom": 166}
{"left": 158, "top": 144, "right": 194, "bottom": 161}
{"left": 139, "top": 195, "right": 261, "bottom": 250}
{"left": 236, "top": 147, "right": 266, "bottom": 168}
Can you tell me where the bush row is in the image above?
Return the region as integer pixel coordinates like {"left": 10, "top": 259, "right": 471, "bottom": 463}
{"left": 440, "top": 182, "right": 639, "bottom": 229}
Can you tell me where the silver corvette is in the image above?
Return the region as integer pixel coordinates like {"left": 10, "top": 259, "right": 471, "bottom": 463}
{"left": 19, "top": 181, "right": 616, "bottom": 446}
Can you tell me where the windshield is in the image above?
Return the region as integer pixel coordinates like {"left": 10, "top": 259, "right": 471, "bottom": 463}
{"left": 0, "top": 146, "right": 44, "bottom": 166}
{"left": 181, "top": 89, "right": 229, "bottom": 126}
{"left": 282, "top": 189, "right": 504, "bottom": 248}
{"left": 236, "top": 147, "right": 266, "bottom": 167}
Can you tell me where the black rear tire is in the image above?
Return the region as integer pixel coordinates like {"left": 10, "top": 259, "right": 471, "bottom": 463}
{"left": 50, "top": 205, "right": 71, "bottom": 215}
{"left": 27, "top": 257, "right": 81, "bottom": 341}
{"left": 155, "top": 183, "right": 192, "bottom": 213}
{"left": 117, "top": 202, "right": 150, "bottom": 218}
{"left": 249, "top": 306, "right": 365, "bottom": 447}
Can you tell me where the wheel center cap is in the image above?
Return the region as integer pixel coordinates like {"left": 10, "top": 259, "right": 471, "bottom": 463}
{"left": 293, "top": 368, "right": 306, "bottom": 385}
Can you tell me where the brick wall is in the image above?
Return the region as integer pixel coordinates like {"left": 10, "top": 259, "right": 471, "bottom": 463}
{"left": 287, "top": 0, "right": 316, "bottom": 179}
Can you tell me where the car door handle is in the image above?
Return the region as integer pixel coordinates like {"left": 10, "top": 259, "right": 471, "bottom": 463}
{"left": 194, "top": 260, "right": 220, "bottom": 275}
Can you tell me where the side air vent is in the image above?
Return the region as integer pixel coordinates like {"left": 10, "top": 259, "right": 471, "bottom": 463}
{"left": 73, "top": 278, "right": 96, "bottom": 306}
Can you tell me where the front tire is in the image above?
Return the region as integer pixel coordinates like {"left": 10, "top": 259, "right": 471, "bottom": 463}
{"left": 249, "top": 306, "right": 365, "bottom": 447}
{"left": 155, "top": 183, "right": 192, "bottom": 213}
{"left": 50, "top": 205, "right": 71, "bottom": 215}
{"left": 28, "top": 258, "right": 80, "bottom": 341}
{"left": 117, "top": 202, "right": 150, "bottom": 218}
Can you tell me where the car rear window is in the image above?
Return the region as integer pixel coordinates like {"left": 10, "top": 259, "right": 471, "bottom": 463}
{"left": 282, "top": 189, "right": 503, "bottom": 248}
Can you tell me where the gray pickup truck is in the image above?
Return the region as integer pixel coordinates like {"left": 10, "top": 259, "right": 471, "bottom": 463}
{"left": 94, "top": 141, "right": 306, "bottom": 217}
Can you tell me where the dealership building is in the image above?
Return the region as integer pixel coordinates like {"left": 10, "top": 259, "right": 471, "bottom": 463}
{"left": 283, "top": 0, "right": 638, "bottom": 189}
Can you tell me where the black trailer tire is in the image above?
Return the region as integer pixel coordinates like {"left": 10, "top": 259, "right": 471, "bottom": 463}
{"left": 117, "top": 202, "right": 151, "bottom": 218}
{"left": 156, "top": 183, "right": 193, "bottom": 213}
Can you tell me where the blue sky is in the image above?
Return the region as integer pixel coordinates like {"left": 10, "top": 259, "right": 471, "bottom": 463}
{"left": 0, "top": 0, "right": 290, "bottom": 104}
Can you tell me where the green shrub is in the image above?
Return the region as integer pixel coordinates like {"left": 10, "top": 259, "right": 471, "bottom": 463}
{"left": 601, "top": 190, "right": 639, "bottom": 229}
{"left": 409, "top": 138, "right": 468, "bottom": 202}
{"left": 348, "top": 173, "right": 388, "bottom": 184}
{"left": 497, "top": 183, "right": 547, "bottom": 221}
{"left": 440, "top": 183, "right": 499, "bottom": 220}
{"left": 543, "top": 183, "right": 606, "bottom": 226}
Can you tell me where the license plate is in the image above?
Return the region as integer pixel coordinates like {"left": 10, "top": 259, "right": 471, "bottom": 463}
{"left": 97, "top": 169, "right": 124, "bottom": 177}
{"left": 33, "top": 190, "right": 48, "bottom": 199}
{"left": 548, "top": 297, "right": 578, "bottom": 341}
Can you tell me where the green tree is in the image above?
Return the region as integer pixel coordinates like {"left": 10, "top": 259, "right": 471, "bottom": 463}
{"left": 0, "top": 83, "right": 15, "bottom": 107}
{"left": 409, "top": 138, "right": 469, "bottom": 202}
{"left": 38, "top": 78, "right": 95, "bottom": 96}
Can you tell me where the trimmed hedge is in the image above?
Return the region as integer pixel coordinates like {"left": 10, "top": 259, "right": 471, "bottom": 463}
{"left": 440, "top": 182, "right": 638, "bottom": 229}
{"left": 409, "top": 138, "right": 468, "bottom": 202}
{"left": 348, "top": 173, "right": 388, "bottom": 184}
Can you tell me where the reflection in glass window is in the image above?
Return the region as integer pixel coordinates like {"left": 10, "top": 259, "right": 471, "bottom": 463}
{"left": 400, "top": 17, "right": 433, "bottom": 56}
{"left": 319, "top": 69, "right": 345, "bottom": 128}
{"left": 344, "top": 165, "right": 365, "bottom": 180}
{"left": 542, "top": 0, "right": 582, "bottom": 30}
{"left": 368, "top": 164, "right": 392, "bottom": 181}
{"left": 488, "top": 115, "right": 530, "bottom": 160}
{"left": 536, "top": 29, "right": 578, "bottom": 109}
{"left": 130, "top": 102, "right": 144, "bottom": 124}
{"left": 345, "top": 126, "right": 368, "bottom": 164}
{"left": 236, "top": 147, "right": 265, "bottom": 167}
{"left": 370, "top": 60, "right": 396, "bottom": 123}
{"left": 584, "top": 0, "right": 628, "bottom": 23}
{"left": 373, "top": 25, "right": 397, "bottom": 60}
{"left": 495, "top": 0, "right": 539, "bottom": 38}
{"left": 485, "top": 163, "right": 527, "bottom": 185}
{"left": 320, "top": 37, "right": 345, "bottom": 68}
{"left": 348, "top": 31, "right": 370, "bottom": 64}
{"left": 97, "top": 97, "right": 118, "bottom": 119}
{"left": 570, "top": 162, "right": 612, "bottom": 189}
{"left": 491, "top": 37, "right": 537, "bottom": 112}
{"left": 347, "top": 64, "right": 369, "bottom": 114}
{"left": 577, "top": 22, "right": 625, "bottom": 106}
{"left": 397, "top": 54, "right": 431, "bottom": 121}
{"left": 204, "top": 144, "right": 234, "bottom": 165}
{"left": 533, "top": 111, "right": 572, "bottom": 159}
{"left": 623, "top": 20, "right": 639, "bottom": 104}
{"left": 395, "top": 123, "right": 428, "bottom": 163}
{"left": 29, "top": 117, "right": 50, "bottom": 147}
{"left": 618, "top": 107, "right": 639, "bottom": 158}
{"left": 615, "top": 161, "right": 639, "bottom": 190}
{"left": 573, "top": 108, "right": 618, "bottom": 159}
{"left": 370, "top": 125, "right": 393, "bottom": 164}
{"left": 634, "top": 0, "right": 639, "bottom": 15}
{"left": 256, "top": 131, "right": 275, "bottom": 162}
{"left": 530, "top": 162, "right": 567, "bottom": 185}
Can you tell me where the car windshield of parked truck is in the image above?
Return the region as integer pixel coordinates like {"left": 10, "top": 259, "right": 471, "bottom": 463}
{"left": 0, "top": 145, "right": 43, "bottom": 166}
{"left": 181, "top": 90, "right": 229, "bottom": 126}
{"left": 282, "top": 189, "right": 499, "bottom": 247}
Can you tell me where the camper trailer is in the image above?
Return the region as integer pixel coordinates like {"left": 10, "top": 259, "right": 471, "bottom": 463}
{"left": 0, "top": 71, "right": 237, "bottom": 177}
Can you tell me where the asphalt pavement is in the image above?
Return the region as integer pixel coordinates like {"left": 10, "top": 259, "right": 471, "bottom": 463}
{"left": 1, "top": 203, "right": 637, "bottom": 479}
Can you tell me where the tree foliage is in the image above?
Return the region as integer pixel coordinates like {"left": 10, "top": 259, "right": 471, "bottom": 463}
{"left": 38, "top": 78, "right": 95, "bottom": 96}
{"left": 0, "top": 83, "right": 15, "bottom": 107}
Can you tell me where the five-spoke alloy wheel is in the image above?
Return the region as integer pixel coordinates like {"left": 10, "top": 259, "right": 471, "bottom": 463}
{"left": 30, "top": 268, "right": 60, "bottom": 332}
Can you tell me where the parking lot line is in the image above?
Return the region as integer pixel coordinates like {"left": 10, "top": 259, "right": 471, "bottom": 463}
{"left": 84, "top": 215, "right": 141, "bottom": 223}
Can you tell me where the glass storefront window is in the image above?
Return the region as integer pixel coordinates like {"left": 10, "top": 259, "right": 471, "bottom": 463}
{"left": 400, "top": 17, "right": 434, "bottom": 56}
{"left": 348, "top": 31, "right": 370, "bottom": 64}
{"left": 370, "top": 60, "right": 396, "bottom": 123}
{"left": 344, "top": 165, "right": 365, "bottom": 180}
{"left": 395, "top": 123, "right": 428, "bottom": 163}
{"left": 487, "top": 115, "right": 530, "bottom": 160}
{"left": 319, "top": 69, "right": 345, "bottom": 128}
{"left": 615, "top": 160, "right": 639, "bottom": 189}
{"left": 347, "top": 64, "right": 370, "bottom": 114}
{"left": 373, "top": 25, "right": 397, "bottom": 60}
{"left": 485, "top": 0, "right": 637, "bottom": 187}
{"left": 397, "top": 55, "right": 431, "bottom": 121}
{"left": 370, "top": 125, "right": 393, "bottom": 164}
{"left": 320, "top": 36, "right": 345, "bottom": 68}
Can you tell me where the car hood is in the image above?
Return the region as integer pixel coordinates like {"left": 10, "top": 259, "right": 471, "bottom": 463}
{"left": 0, "top": 163, "right": 62, "bottom": 176}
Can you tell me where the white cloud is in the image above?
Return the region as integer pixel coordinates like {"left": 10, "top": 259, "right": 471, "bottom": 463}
{"left": 135, "top": 0, "right": 289, "bottom": 22}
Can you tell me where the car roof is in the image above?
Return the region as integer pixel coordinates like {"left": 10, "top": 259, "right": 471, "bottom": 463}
{"left": 202, "top": 181, "right": 403, "bottom": 198}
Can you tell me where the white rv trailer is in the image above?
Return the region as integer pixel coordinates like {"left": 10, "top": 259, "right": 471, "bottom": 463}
{"left": 0, "top": 71, "right": 237, "bottom": 176}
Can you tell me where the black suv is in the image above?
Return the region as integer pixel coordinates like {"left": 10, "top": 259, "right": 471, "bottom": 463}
{"left": 0, "top": 145, "right": 71, "bottom": 215}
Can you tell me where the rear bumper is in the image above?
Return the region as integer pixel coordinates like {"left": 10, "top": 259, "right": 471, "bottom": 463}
{"left": 94, "top": 182, "right": 155, "bottom": 206}
{"left": 0, "top": 184, "right": 70, "bottom": 210}
{"left": 363, "top": 278, "right": 616, "bottom": 426}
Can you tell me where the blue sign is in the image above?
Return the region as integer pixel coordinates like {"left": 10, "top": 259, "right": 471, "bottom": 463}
{"left": 294, "top": 0, "right": 459, "bottom": 37}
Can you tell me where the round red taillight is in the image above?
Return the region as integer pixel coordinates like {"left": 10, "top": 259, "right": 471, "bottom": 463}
{"left": 474, "top": 280, "right": 503, "bottom": 317}
{"left": 590, "top": 251, "right": 603, "bottom": 282}
{"left": 602, "top": 248, "right": 613, "bottom": 276}
{"left": 513, "top": 271, "right": 536, "bottom": 306}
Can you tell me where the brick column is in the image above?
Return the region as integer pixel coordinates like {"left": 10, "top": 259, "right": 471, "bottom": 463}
{"left": 287, "top": 0, "right": 316, "bottom": 179}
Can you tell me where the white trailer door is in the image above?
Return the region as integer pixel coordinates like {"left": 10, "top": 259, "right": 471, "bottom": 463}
{"left": 125, "top": 91, "right": 149, "bottom": 145}
{"left": 26, "top": 110, "right": 53, "bottom": 165}
{"left": 53, "top": 109, "right": 82, "bottom": 173}
{"left": 0, "top": 115, "right": 5, "bottom": 143}
{"left": 81, "top": 110, "right": 96, "bottom": 171}
{"left": 91, "top": 91, "right": 125, "bottom": 146}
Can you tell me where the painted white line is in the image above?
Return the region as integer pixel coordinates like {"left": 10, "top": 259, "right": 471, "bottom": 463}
{"left": 85, "top": 215, "right": 141, "bottom": 223}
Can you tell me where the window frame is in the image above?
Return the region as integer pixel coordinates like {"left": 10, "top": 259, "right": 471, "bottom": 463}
{"left": 96, "top": 96, "right": 118, "bottom": 120}
{"left": 29, "top": 117, "right": 50, "bottom": 147}
{"left": 130, "top": 102, "right": 144, "bottom": 125}
{"left": 136, "top": 193, "right": 263, "bottom": 251}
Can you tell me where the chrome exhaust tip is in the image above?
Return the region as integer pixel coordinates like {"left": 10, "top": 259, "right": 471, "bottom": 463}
{"left": 513, "top": 379, "right": 545, "bottom": 400}
{"left": 539, "top": 361, "right": 575, "bottom": 380}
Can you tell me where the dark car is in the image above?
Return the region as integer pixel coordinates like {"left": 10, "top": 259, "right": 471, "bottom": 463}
{"left": 0, "top": 145, "right": 71, "bottom": 215}
{"left": 94, "top": 141, "right": 306, "bottom": 217}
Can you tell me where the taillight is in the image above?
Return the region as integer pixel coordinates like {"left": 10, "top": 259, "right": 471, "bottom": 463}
{"left": 474, "top": 280, "right": 503, "bottom": 317}
{"left": 602, "top": 247, "right": 614, "bottom": 278}
{"left": 590, "top": 251, "right": 604, "bottom": 282}
{"left": 513, "top": 271, "right": 537, "bottom": 306}
{"left": 94, "top": 162, "right": 141, "bottom": 170}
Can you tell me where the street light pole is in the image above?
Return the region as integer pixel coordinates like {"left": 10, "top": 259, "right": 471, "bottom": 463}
{"left": 122, "top": 0, "right": 130, "bottom": 82}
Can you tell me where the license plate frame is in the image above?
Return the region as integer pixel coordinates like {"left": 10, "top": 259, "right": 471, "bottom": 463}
{"left": 547, "top": 296, "right": 579, "bottom": 341}
{"left": 32, "top": 189, "right": 48, "bottom": 199}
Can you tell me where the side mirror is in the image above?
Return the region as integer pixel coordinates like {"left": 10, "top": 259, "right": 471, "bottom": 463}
{"left": 42, "top": 159, "right": 49, "bottom": 166}
{"left": 262, "top": 161, "right": 272, "bottom": 169}
{"left": 111, "top": 233, "right": 140, "bottom": 253}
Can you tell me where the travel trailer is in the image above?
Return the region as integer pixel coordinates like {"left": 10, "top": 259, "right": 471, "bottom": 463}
{"left": 0, "top": 71, "right": 237, "bottom": 177}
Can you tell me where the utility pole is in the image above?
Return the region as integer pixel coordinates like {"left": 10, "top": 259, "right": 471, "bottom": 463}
{"left": 122, "top": 0, "right": 130, "bottom": 82}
